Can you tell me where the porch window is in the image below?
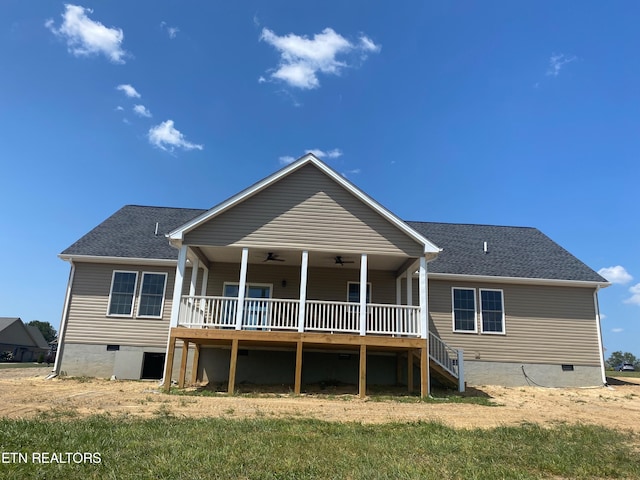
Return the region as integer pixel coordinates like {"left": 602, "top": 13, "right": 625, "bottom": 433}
{"left": 452, "top": 288, "right": 476, "bottom": 333}
{"left": 347, "top": 282, "right": 371, "bottom": 303}
{"left": 107, "top": 271, "right": 138, "bottom": 316}
{"left": 137, "top": 272, "right": 168, "bottom": 318}
{"left": 480, "top": 289, "right": 505, "bottom": 334}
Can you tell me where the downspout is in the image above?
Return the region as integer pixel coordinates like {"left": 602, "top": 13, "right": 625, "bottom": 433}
{"left": 593, "top": 285, "right": 607, "bottom": 386}
{"left": 53, "top": 260, "right": 76, "bottom": 375}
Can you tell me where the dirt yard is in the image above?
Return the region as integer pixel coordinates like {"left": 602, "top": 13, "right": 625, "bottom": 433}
{"left": 1, "top": 367, "right": 639, "bottom": 432}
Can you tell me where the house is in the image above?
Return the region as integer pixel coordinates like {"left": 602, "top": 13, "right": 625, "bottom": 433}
{"left": 55, "top": 154, "right": 609, "bottom": 396}
{"left": 0, "top": 317, "right": 50, "bottom": 362}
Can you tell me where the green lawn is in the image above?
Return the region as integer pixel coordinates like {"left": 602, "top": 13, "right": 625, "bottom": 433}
{"left": 607, "top": 370, "right": 640, "bottom": 378}
{"left": 0, "top": 415, "right": 637, "bottom": 479}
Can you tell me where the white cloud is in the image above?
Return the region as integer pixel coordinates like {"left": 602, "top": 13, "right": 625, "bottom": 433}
{"left": 115, "top": 105, "right": 124, "bottom": 111}
{"left": 148, "top": 120, "right": 203, "bottom": 152}
{"left": 279, "top": 156, "right": 296, "bottom": 165}
{"left": 133, "top": 104, "right": 152, "bottom": 118}
{"left": 624, "top": 283, "right": 640, "bottom": 306}
{"left": 45, "top": 4, "right": 127, "bottom": 63}
{"left": 116, "top": 84, "right": 141, "bottom": 98}
{"left": 160, "top": 21, "right": 179, "bottom": 39}
{"left": 598, "top": 265, "right": 633, "bottom": 285}
{"left": 305, "top": 148, "right": 343, "bottom": 159}
{"left": 260, "top": 27, "right": 380, "bottom": 89}
{"left": 546, "top": 53, "right": 577, "bottom": 77}
{"left": 612, "top": 328, "right": 624, "bottom": 333}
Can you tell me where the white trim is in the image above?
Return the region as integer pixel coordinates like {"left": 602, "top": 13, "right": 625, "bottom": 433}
{"left": 54, "top": 261, "right": 75, "bottom": 374}
{"left": 359, "top": 254, "right": 368, "bottom": 336}
{"left": 136, "top": 271, "right": 168, "bottom": 319}
{"left": 169, "top": 245, "right": 188, "bottom": 328}
{"left": 235, "top": 248, "right": 249, "bottom": 330}
{"left": 451, "top": 287, "right": 477, "bottom": 334}
{"left": 479, "top": 288, "right": 506, "bottom": 335}
{"left": 166, "top": 154, "right": 441, "bottom": 254}
{"left": 106, "top": 270, "right": 139, "bottom": 318}
{"left": 418, "top": 256, "right": 428, "bottom": 340}
{"left": 298, "top": 250, "right": 309, "bottom": 333}
{"left": 189, "top": 257, "right": 199, "bottom": 298}
{"left": 593, "top": 288, "right": 607, "bottom": 385}
{"left": 59, "top": 254, "right": 177, "bottom": 266}
{"left": 431, "top": 272, "right": 610, "bottom": 289}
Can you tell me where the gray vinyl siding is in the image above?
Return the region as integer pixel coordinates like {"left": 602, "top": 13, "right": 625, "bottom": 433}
{"left": 64, "top": 262, "right": 175, "bottom": 348}
{"left": 428, "top": 279, "right": 601, "bottom": 366}
{"left": 184, "top": 164, "right": 423, "bottom": 257}
{"left": 204, "top": 262, "right": 397, "bottom": 304}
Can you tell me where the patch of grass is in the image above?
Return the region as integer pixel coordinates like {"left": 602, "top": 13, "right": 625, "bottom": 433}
{"left": 0, "top": 417, "right": 637, "bottom": 479}
{"left": 609, "top": 370, "right": 640, "bottom": 378}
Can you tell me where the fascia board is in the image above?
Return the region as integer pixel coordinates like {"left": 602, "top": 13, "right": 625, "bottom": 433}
{"left": 428, "top": 272, "right": 611, "bottom": 289}
{"left": 58, "top": 254, "right": 178, "bottom": 266}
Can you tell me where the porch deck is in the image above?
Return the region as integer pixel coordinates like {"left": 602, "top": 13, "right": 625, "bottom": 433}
{"left": 164, "top": 296, "right": 464, "bottom": 397}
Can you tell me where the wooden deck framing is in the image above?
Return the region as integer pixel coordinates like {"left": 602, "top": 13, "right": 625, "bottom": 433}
{"left": 163, "top": 327, "right": 430, "bottom": 397}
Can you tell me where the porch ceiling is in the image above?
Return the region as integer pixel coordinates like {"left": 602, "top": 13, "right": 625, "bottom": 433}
{"left": 196, "top": 246, "right": 414, "bottom": 272}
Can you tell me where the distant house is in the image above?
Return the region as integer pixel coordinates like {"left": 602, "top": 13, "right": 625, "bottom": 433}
{"left": 0, "top": 318, "right": 49, "bottom": 362}
{"left": 55, "top": 155, "right": 609, "bottom": 395}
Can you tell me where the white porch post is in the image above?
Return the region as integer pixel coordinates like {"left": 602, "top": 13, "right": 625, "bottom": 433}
{"left": 169, "top": 245, "right": 188, "bottom": 328}
{"left": 189, "top": 257, "right": 199, "bottom": 298}
{"left": 235, "top": 247, "right": 249, "bottom": 330}
{"left": 298, "top": 250, "right": 308, "bottom": 333}
{"left": 359, "top": 253, "right": 368, "bottom": 336}
{"left": 200, "top": 266, "right": 209, "bottom": 297}
{"left": 418, "top": 256, "right": 428, "bottom": 339}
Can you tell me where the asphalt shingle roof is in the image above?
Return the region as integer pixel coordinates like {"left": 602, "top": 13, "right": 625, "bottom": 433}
{"left": 61, "top": 206, "right": 206, "bottom": 260}
{"left": 407, "top": 221, "right": 606, "bottom": 283}
{"left": 60, "top": 205, "right": 606, "bottom": 283}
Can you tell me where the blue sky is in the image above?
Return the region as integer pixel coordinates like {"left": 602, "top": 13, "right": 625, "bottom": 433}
{"left": 1, "top": 2, "right": 638, "bottom": 360}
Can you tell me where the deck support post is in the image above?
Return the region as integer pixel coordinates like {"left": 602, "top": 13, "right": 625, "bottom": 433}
{"left": 178, "top": 340, "right": 189, "bottom": 388}
{"left": 235, "top": 248, "right": 249, "bottom": 330}
{"left": 228, "top": 339, "right": 239, "bottom": 394}
{"left": 298, "top": 251, "right": 308, "bottom": 333}
{"left": 294, "top": 340, "right": 303, "bottom": 394}
{"left": 191, "top": 343, "right": 201, "bottom": 385}
{"left": 407, "top": 351, "right": 413, "bottom": 393}
{"left": 420, "top": 344, "right": 428, "bottom": 398}
{"left": 162, "top": 336, "right": 177, "bottom": 393}
{"left": 359, "top": 344, "right": 367, "bottom": 398}
{"left": 359, "top": 254, "right": 368, "bottom": 336}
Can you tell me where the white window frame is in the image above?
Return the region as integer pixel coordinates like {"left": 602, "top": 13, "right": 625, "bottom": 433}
{"left": 137, "top": 272, "right": 168, "bottom": 319}
{"left": 107, "top": 270, "right": 139, "bottom": 318}
{"left": 451, "top": 287, "right": 477, "bottom": 333}
{"left": 222, "top": 282, "right": 273, "bottom": 298}
{"left": 479, "top": 288, "right": 506, "bottom": 335}
{"left": 346, "top": 282, "right": 372, "bottom": 303}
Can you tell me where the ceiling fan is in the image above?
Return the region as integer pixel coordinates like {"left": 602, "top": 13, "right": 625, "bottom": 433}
{"left": 334, "top": 256, "right": 355, "bottom": 266}
{"left": 264, "top": 252, "right": 285, "bottom": 262}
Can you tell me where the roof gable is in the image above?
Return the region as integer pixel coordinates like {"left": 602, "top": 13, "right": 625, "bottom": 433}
{"left": 170, "top": 155, "right": 439, "bottom": 255}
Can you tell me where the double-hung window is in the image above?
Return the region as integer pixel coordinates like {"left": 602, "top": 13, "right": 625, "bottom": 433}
{"left": 137, "top": 272, "right": 168, "bottom": 318}
{"left": 452, "top": 288, "right": 477, "bottom": 333}
{"left": 480, "top": 289, "right": 505, "bottom": 334}
{"left": 108, "top": 271, "right": 138, "bottom": 316}
{"left": 347, "top": 282, "right": 371, "bottom": 303}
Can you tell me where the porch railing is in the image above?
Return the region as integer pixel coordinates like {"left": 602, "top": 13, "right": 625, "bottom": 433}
{"left": 429, "top": 332, "right": 465, "bottom": 392}
{"left": 178, "top": 296, "right": 421, "bottom": 337}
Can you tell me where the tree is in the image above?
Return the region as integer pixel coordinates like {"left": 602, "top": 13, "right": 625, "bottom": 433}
{"left": 606, "top": 351, "right": 639, "bottom": 370}
{"left": 26, "top": 320, "right": 57, "bottom": 343}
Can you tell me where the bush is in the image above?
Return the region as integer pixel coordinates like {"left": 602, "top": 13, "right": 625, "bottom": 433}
{"left": 0, "top": 351, "right": 14, "bottom": 362}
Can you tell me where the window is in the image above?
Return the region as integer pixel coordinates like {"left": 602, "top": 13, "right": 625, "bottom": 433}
{"left": 137, "top": 272, "right": 168, "bottom": 318}
{"left": 452, "top": 288, "right": 476, "bottom": 332}
{"left": 347, "top": 282, "right": 371, "bottom": 303}
{"left": 107, "top": 271, "right": 138, "bottom": 316}
{"left": 480, "top": 289, "right": 505, "bottom": 334}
